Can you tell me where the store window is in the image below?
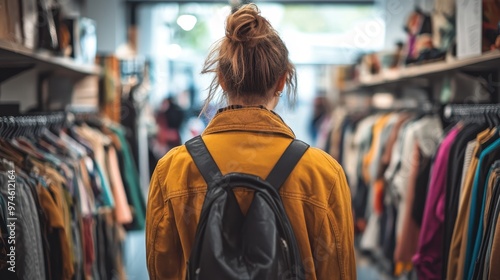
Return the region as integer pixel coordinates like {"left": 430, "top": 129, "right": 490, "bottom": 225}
{"left": 138, "top": 2, "right": 383, "bottom": 143}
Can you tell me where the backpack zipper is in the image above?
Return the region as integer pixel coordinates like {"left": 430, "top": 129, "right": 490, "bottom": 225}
{"left": 281, "top": 238, "right": 292, "bottom": 273}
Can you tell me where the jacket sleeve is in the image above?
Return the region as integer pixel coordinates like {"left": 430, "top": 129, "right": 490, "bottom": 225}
{"left": 146, "top": 150, "right": 183, "bottom": 280}
{"left": 315, "top": 165, "right": 357, "bottom": 279}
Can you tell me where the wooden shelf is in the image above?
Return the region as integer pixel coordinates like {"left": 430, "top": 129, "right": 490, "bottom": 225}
{"left": 0, "top": 39, "right": 101, "bottom": 77}
{"left": 343, "top": 50, "right": 500, "bottom": 92}
{"left": 341, "top": 80, "right": 361, "bottom": 93}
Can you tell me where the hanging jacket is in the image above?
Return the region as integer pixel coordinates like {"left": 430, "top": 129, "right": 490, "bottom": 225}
{"left": 146, "top": 106, "right": 356, "bottom": 280}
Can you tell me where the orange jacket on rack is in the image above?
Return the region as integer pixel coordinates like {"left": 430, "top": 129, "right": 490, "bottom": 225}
{"left": 146, "top": 106, "right": 356, "bottom": 280}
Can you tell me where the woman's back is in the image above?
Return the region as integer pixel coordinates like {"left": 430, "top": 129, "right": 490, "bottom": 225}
{"left": 146, "top": 4, "right": 356, "bottom": 279}
{"left": 146, "top": 107, "right": 356, "bottom": 279}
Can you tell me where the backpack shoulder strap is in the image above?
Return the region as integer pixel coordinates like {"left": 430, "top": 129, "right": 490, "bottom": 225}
{"left": 185, "top": 136, "right": 222, "bottom": 188}
{"left": 266, "top": 139, "right": 310, "bottom": 191}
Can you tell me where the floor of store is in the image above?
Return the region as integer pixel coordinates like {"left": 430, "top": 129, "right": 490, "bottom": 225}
{"left": 124, "top": 232, "right": 398, "bottom": 280}
{"left": 124, "top": 231, "right": 149, "bottom": 279}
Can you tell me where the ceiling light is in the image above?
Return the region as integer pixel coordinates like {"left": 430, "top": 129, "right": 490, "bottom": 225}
{"left": 177, "top": 15, "right": 197, "bottom": 31}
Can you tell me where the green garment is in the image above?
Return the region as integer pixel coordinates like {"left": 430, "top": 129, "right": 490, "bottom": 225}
{"left": 109, "top": 124, "right": 146, "bottom": 230}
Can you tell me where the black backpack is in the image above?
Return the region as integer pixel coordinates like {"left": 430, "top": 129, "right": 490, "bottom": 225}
{"left": 185, "top": 136, "right": 309, "bottom": 280}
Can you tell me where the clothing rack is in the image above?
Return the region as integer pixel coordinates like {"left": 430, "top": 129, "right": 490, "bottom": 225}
{"left": 347, "top": 102, "right": 437, "bottom": 115}
{"left": 443, "top": 104, "right": 500, "bottom": 117}
{"left": 0, "top": 112, "right": 66, "bottom": 139}
{"left": 443, "top": 104, "right": 500, "bottom": 120}
{"left": 0, "top": 110, "right": 144, "bottom": 279}
{"left": 0, "top": 108, "right": 105, "bottom": 139}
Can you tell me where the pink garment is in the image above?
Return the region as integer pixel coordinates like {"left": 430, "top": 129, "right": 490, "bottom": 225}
{"left": 107, "top": 146, "right": 133, "bottom": 224}
{"left": 412, "top": 126, "right": 461, "bottom": 280}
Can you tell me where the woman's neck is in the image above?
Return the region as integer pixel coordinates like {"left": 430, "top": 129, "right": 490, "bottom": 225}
{"left": 227, "top": 96, "right": 278, "bottom": 110}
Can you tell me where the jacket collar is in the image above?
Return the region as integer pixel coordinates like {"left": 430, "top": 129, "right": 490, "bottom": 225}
{"left": 202, "top": 105, "right": 296, "bottom": 139}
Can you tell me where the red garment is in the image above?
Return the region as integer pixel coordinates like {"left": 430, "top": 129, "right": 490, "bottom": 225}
{"left": 413, "top": 127, "right": 461, "bottom": 279}
{"left": 82, "top": 217, "right": 95, "bottom": 277}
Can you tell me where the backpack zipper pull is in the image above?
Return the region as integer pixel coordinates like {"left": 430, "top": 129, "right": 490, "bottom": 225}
{"left": 281, "top": 237, "right": 293, "bottom": 273}
{"left": 281, "top": 238, "right": 289, "bottom": 251}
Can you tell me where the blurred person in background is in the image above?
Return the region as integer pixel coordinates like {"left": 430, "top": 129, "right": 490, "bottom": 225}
{"left": 310, "top": 94, "right": 329, "bottom": 143}
{"left": 150, "top": 96, "right": 185, "bottom": 161}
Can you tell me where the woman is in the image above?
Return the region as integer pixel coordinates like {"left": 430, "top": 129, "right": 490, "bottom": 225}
{"left": 146, "top": 4, "right": 356, "bottom": 279}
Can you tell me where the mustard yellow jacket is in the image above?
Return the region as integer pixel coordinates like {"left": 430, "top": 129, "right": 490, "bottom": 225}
{"left": 146, "top": 106, "right": 356, "bottom": 280}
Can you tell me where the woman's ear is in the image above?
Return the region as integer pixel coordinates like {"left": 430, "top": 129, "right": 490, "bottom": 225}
{"left": 275, "top": 74, "right": 286, "bottom": 92}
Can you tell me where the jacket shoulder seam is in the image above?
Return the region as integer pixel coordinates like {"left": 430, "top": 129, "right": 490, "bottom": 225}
{"left": 166, "top": 186, "right": 207, "bottom": 200}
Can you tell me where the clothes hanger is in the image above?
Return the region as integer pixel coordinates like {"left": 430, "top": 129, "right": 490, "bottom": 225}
{"left": 0, "top": 117, "right": 31, "bottom": 168}
{"left": 483, "top": 112, "right": 491, "bottom": 127}
{"left": 487, "top": 111, "right": 496, "bottom": 128}
{"left": 3, "top": 118, "right": 14, "bottom": 139}
{"left": 3, "top": 117, "right": 45, "bottom": 161}
{"left": 0, "top": 118, "right": 5, "bottom": 137}
{"left": 23, "top": 116, "right": 69, "bottom": 162}
{"left": 492, "top": 110, "right": 500, "bottom": 127}
{"left": 16, "top": 117, "right": 26, "bottom": 139}
{"left": 27, "top": 117, "right": 39, "bottom": 141}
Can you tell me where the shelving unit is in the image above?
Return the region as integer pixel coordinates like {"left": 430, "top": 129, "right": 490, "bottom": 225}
{"left": 342, "top": 50, "right": 500, "bottom": 92}
{"left": 0, "top": 39, "right": 101, "bottom": 82}
{"left": 0, "top": 38, "right": 102, "bottom": 113}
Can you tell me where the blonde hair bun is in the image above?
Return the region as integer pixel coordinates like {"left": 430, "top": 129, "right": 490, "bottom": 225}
{"left": 225, "top": 4, "right": 271, "bottom": 45}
